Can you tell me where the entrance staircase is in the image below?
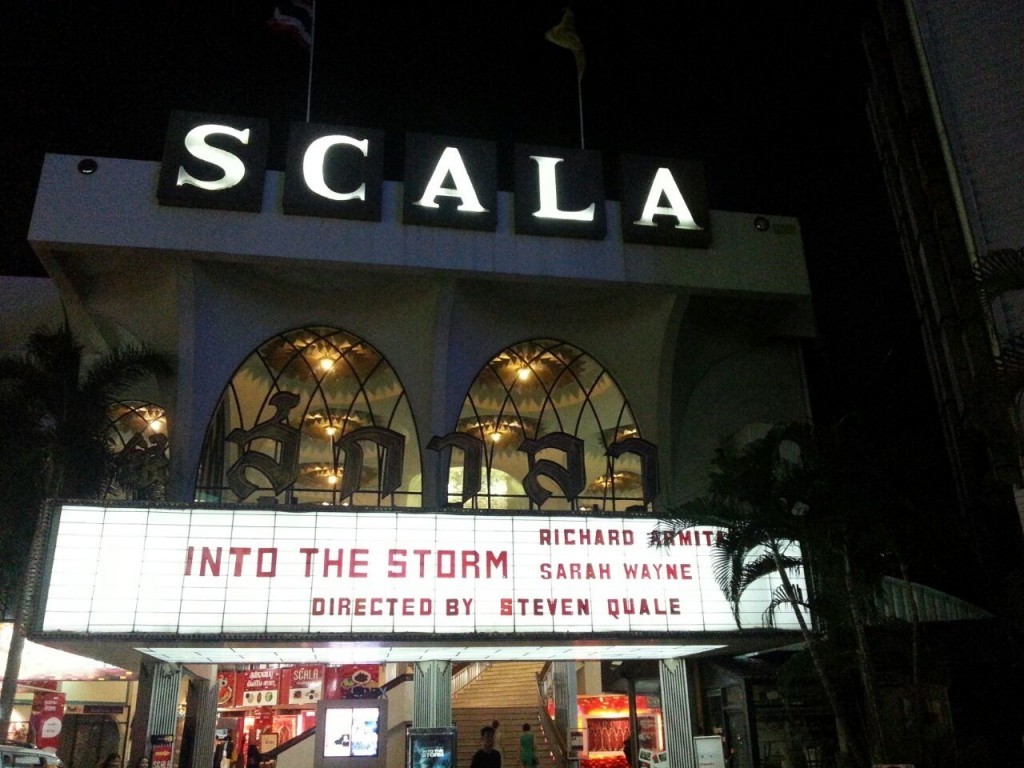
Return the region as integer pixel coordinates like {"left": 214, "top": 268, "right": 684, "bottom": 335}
{"left": 452, "top": 662, "right": 553, "bottom": 768}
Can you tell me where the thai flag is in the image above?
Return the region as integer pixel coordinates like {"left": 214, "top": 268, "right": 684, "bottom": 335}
{"left": 268, "top": 0, "right": 315, "bottom": 49}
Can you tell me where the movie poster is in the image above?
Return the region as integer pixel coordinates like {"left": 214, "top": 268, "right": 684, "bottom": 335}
{"left": 407, "top": 728, "right": 456, "bottom": 768}
{"left": 323, "top": 706, "right": 381, "bottom": 757}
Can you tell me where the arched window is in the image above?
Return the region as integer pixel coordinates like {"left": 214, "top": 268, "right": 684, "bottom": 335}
{"left": 106, "top": 400, "right": 169, "bottom": 500}
{"left": 447, "top": 339, "right": 648, "bottom": 511}
{"left": 195, "top": 327, "right": 421, "bottom": 506}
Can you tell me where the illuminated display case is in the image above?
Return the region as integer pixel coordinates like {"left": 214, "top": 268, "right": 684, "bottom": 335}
{"left": 314, "top": 699, "right": 388, "bottom": 768}
{"left": 406, "top": 727, "right": 456, "bottom": 768}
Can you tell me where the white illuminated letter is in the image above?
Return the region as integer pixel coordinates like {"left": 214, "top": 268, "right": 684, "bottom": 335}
{"left": 634, "top": 167, "right": 702, "bottom": 230}
{"left": 303, "top": 135, "right": 368, "bottom": 201}
{"left": 414, "top": 147, "right": 487, "bottom": 212}
{"left": 176, "top": 124, "right": 250, "bottom": 191}
{"left": 531, "top": 156, "right": 595, "bottom": 221}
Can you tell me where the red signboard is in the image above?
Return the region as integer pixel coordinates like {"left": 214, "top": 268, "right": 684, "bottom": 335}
{"left": 217, "top": 670, "right": 239, "bottom": 707}
{"left": 240, "top": 668, "right": 282, "bottom": 707}
{"left": 282, "top": 664, "right": 325, "bottom": 706}
{"left": 30, "top": 691, "right": 66, "bottom": 752}
{"left": 151, "top": 740, "right": 173, "bottom": 768}
{"left": 335, "top": 664, "right": 381, "bottom": 699}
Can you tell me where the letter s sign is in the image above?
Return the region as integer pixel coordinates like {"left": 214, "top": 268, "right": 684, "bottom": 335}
{"left": 178, "top": 124, "right": 250, "bottom": 191}
{"left": 157, "top": 110, "right": 270, "bottom": 212}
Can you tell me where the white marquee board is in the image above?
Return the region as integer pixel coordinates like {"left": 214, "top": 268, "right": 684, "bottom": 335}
{"left": 37, "top": 505, "right": 804, "bottom": 636}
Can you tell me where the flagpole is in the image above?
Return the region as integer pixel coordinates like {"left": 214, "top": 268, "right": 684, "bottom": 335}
{"left": 577, "top": 79, "right": 585, "bottom": 149}
{"left": 305, "top": 3, "right": 317, "bottom": 122}
{"left": 545, "top": 9, "right": 586, "bottom": 150}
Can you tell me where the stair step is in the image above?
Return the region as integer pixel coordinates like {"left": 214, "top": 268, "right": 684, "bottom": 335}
{"left": 452, "top": 663, "right": 553, "bottom": 768}
{"left": 454, "top": 713, "right": 554, "bottom": 768}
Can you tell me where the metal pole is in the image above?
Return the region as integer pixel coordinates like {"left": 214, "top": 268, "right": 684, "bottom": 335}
{"left": 305, "top": 3, "right": 317, "bottom": 122}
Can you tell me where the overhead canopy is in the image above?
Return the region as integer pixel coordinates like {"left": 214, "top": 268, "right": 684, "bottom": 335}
{"left": 1, "top": 623, "right": 133, "bottom": 682}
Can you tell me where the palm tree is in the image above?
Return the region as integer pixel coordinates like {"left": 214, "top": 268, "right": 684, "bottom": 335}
{"left": 0, "top": 320, "right": 174, "bottom": 739}
{"left": 655, "top": 422, "right": 892, "bottom": 767}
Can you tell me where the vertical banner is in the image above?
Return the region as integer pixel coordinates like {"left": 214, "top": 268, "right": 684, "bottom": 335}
{"left": 30, "top": 691, "right": 66, "bottom": 752}
{"left": 255, "top": 709, "right": 275, "bottom": 740}
{"left": 217, "top": 670, "right": 239, "bottom": 707}
{"left": 151, "top": 736, "right": 174, "bottom": 768}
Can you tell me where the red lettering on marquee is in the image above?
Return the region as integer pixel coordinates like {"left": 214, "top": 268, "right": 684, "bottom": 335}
{"left": 510, "top": 598, "right": 590, "bottom": 616}
{"left": 310, "top": 596, "right": 433, "bottom": 616}
{"left": 539, "top": 562, "right": 611, "bottom": 579}
{"left": 184, "top": 546, "right": 279, "bottom": 577}
{"left": 606, "top": 597, "right": 681, "bottom": 618}
{"left": 622, "top": 563, "right": 691, "bottom": 579}
{"left": 538, "top": 528, "right": 634, "bottom": 546}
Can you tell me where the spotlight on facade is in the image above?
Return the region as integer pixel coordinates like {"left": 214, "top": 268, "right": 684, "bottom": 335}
{"left": 78, "top": 158, "right": 98, "bottom": 175}
{"left": 753, "top": 216, "right": 770, "bottom": 232}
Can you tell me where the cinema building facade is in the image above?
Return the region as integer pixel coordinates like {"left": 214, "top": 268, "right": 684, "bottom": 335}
{"left": 14, "top": 113, "right": 817, "bottom": 768}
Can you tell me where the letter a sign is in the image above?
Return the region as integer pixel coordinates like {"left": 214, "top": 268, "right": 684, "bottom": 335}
{"left": 619, "top": 155, "right": 711, "bottom": 248}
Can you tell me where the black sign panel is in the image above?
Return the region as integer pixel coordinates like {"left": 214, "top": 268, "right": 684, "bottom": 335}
{"left": 619, "top": 155, "right": 711, "bottom": 248}
{"left": 513, "top": 144, "right": 606, "bottom": 240}
{"left": 157, "top": 111, "right": 269, "bottom": 212}
{"left": 283, "top": 123, "right": 385, "bottom": 221}
{"left": 402, "top": 133, "right": 497, "bottom": 231}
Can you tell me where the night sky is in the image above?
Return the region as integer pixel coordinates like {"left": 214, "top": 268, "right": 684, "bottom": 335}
{"left": 1, "top": 3, "right": 967, "bottom": 594}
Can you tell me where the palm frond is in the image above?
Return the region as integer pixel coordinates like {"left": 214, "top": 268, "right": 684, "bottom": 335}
{"left": 82, "top": 347, "right": 175, "bottom": 401}
{"left": 763, "top": 582, "right": 810, "bottom": 628}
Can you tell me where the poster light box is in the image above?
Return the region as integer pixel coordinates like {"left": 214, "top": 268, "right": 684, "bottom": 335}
{"left": 314, "top": 698, "right": 388, "bottom": 768}
{"left": 406, "top": 727, "right": 456, "bottom": 768}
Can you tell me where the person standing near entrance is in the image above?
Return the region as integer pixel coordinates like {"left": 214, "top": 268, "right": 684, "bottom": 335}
{"left": 491, "top": 721, "right": 504, "bottom": 759}
{"left": 470, "top": 726, "right": 501, "bottom": 768}
{"left": 246, "top": 744, "right": 260, "bottom": 768}
{"left": 519, "top": 723, "right": 537, "bottom": 768}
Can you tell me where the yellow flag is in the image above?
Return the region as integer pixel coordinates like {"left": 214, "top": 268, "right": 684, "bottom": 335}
{"left": 545, "top": 8, "right": 586, "bottom": 81}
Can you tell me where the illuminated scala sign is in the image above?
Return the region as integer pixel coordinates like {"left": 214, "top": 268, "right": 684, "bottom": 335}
{"left": 156, "top": 111, "right": 711, "bottom": 248}
{"left": 37, "top": 505, "right": 804, "bottom": 638}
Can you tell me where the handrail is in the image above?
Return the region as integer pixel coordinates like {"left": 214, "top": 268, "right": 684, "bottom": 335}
{"left": 535, "top": 670, "right": 567, "bottom": 768}
{"left": 380, "top": 672, "right": 413, "bottom": 694}
{"left": 452, "top": 661, "right": 490, "bottom": 696}
{"left": 262, "top": 725, "right": 315, "bottom": 759}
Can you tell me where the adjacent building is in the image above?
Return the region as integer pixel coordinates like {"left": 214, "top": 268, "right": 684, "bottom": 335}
{"left": 864, "top": 0, "right": 1024, "bottom": 617}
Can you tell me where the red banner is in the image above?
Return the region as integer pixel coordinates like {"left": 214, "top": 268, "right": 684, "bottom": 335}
{"left": 151, "top": 741, "right": 173, "bottom": 768}
{"left": 335, "top": 664, "right": 381, "bottom": 699}
{"left": 30, "top": 692, "right": 66, "bottom": 752}
{"left": 282, "top": 664, "right": 324, "bottom": 706}
{"left": 240, "top": 668, "right": 282, "bottom": 707}
{"left": 217, "top": 670, "right": 239, "bottom": 707}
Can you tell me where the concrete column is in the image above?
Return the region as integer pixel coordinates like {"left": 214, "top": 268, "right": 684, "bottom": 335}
{"left": 413, "top": 660, "right": 452, "bottom": 727}
{"left": 130, "top": 662, "right": 183, "bottom": 763}
{"left": 552, "top": 660, "right": 577, "bottom": 766}
{"left": 180, "top": 676, "right": 218, "bottom": 768}
{"left": 658, "top": 659, "right": 696, "bottom": 768}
